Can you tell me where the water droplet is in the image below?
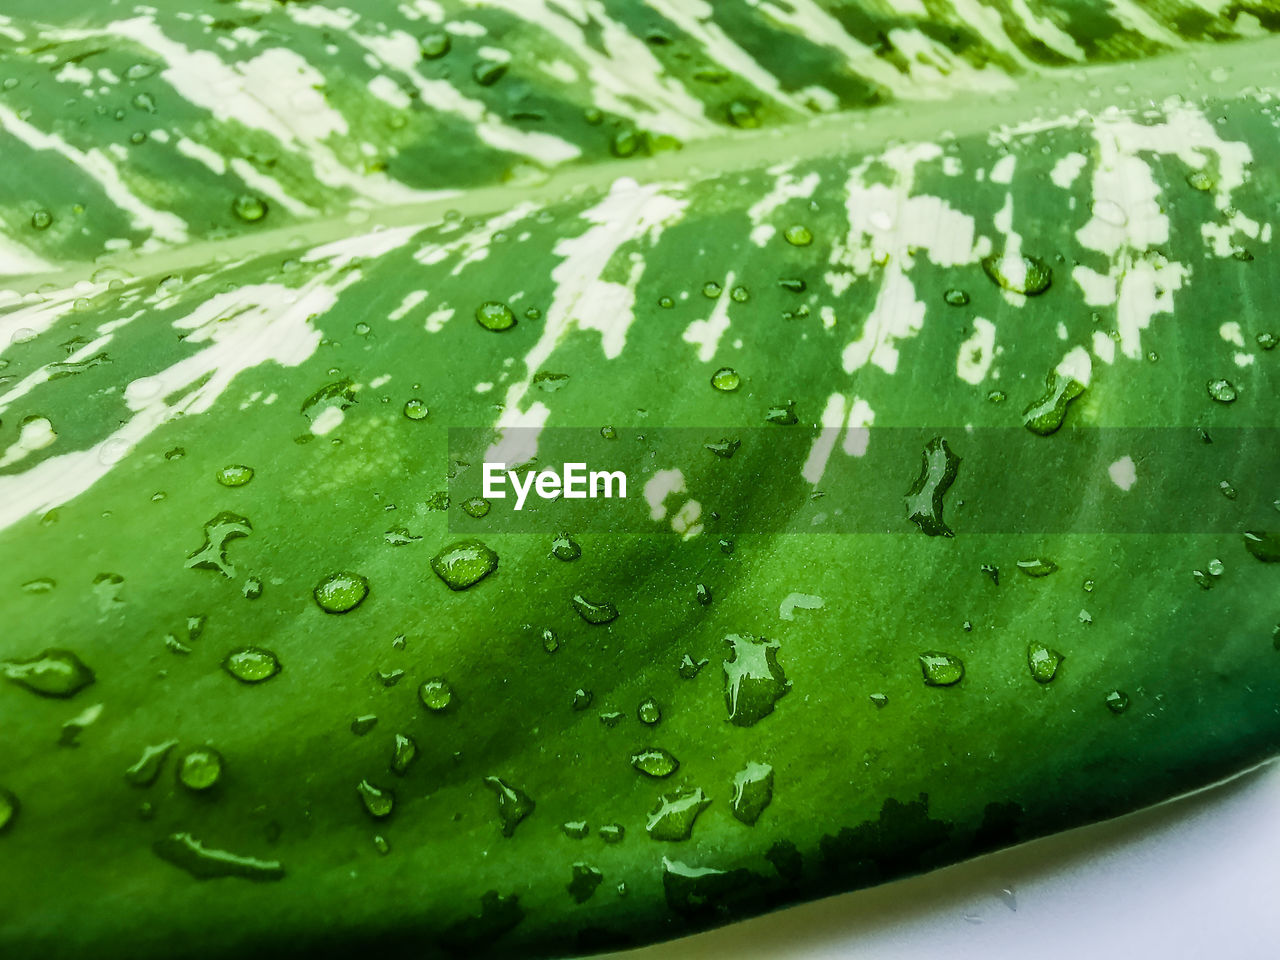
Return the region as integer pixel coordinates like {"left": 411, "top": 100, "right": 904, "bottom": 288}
{"left": 905, "top": 437, "right": 960, "bottom": 537}
{"left": 1027, "top": 643, "right": 1063, "bottom": 683}
{"left": 475, "top": 301, "right": 516, "bottom": 332}
{"left": 560, "top": 820, "right": 589, "bottom": 839}
{"left": 125, "top": 741, "right": 177, "bottom": 787}
{"left": 357, "top": 779, "right": 395, "bottom": 819}
{"left": 783, "top": 225, "right": 813, "bottom": 246}
{"left": 919, "top": 652, "right": 964, "bottom": 687}
{"left": 679, "top": 654, "right": 708, "bottom": 679}
{"left": 391, "top": 734, "right": 417, "bottom": 775}
{"left": 1257, "top": 332, "right": 1277, "bottom": 351}
{"left": 241, "top": 576, "right": 263, "bottom": 601}
{"left": 1186, "top": 170, "right": 1215, "bottom": 191}
{"left": 541, "top": 628, "right": 559, "bottom": 653}
{"left": 153, "top": 833, "right": 284, "bottom": 881}
{"left": 658, "top": 296, "right": 674, "bottom": 309}
{"left": 1219, "top": 480, "right": 1238, "bottom": 500}
{"left": 598, "top": 823, "right": 624, "bottom": 843}
{"left": 572, "top": 594, "right": 618, "bottom": 624}
{"left": 177, "top": 747, "right": 224, "bottom": 791}
{"left": 701, "top": 281, "right": 722, "bottom": 299}
{"left": 1024, "top": 372, "right": 1084, "bottom": 435}
{"left": 571, "top": 688, "right": 594, "bottom": 710}
{"left": 598, "top": 710, "right": 623, "bottom": 727}
{"left": 232, "top": 194, "right": 268, "bottom": 223}
{"left": 610, "top": 128, "right": 640, "bottom": 158}
{"left": 2, "top": 649, "right": 94, "bottom": 698}
{"left": 351, "top": 714, "right": 378, "bottom": 736}
{"left": 730, "top": 762, "right": 774, "bottom": 824}
{"left": 473, "top": 59, "right": 508, "bottom": 86}
{"left": 727, "top": 99, "right": 760, "bottom": 128}
{"left": 1207, "top": 378, "right": 1238, "bottom": 403}
{"left": 432, "top": 540, "right": 498, "bottom": 590}
{"left": 568, "top": 863, "right": 604, "bottom": 903}
{"left": 419, "top": 678, "right": 454, "bottom": 712}
{"left": 704, "top": 438, "right": 739, "bottom": 458}
{"left": 723, "top": 634, "right": 790, "bottom": 726}
{"left": 647, "top": 788, "right": 711, "bottom": 841}
{"left": 1244, "top": 532, "right": 1280, "bottom": 562}
{"left": 765, "top": 401, "right": 798, "bottom": 425}
{"left": 21, "top": 578, "right": 55, "bottom": 594}
{"left": 30, "top": 209, "right": 53, "bottom": 231}
{"left": 730, "top": 285, "right": 750, "bottom": 303}
{"left": 215, "top": 464, "right": 254, "bottom": 487}
{"left": 943, "top": 288, "right": 970, "bottom": 306}
{"left": 600, "top": 425, "right": 618, "bottom": 439}
{"left": 869, "top": 692, "right": 889, "bottom": 708}
{"left": 483, "top": 776, "right": 535, "bottom": 837}
{"left": 373, "top": 834, "right": 390, "bottom": 855}
{"left": 185, "top": 512, "right": 252, "bottom": 578}
{"left": 385, "top": 527, "right": 422, "bottom": 546}
{"left": 638, "top": 697, "right": 661, "bottom": 724}
{"left": 631, "top": 747, "right": 679, "bottom": 778}
{"left": 1017, "top": 558, "right": 1058, "bottom": 577}
{"left": 222, "top": 646, "right": 281, "bottom": 684}
{"left": 981, "top": 253, "right": 1052, "bottom": 295}
{"left": 0, "top": 788, "right": 17, "bottom": 833}
{"left": 1105, "top": 690, "right": 1130, "bottom": 714}
{"left": 403, "top": 398, "right": 429, "bottom": 420}
{"left": 313, "top": 571, "right": 369, "bottom": 613}
{"left": 711, "top": 367, "right": 741, "bottom": 392}
{"left": 1208, "top": 557, "right": 1225, "bottom": 576}
{"left": 420, "top": 32, "right": 451, "bottom": 58}
{"left": 462, "top": 497, "right": 490, "bottom": 519}
{"left": 551, "top": 533, "right": 581, "bottom": 561}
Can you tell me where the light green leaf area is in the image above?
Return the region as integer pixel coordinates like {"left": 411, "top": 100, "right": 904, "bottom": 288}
{"left": 0, "top": 3, "right": 1279, "bottom": 959}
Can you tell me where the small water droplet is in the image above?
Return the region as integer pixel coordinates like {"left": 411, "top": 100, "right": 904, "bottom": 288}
{"left": 571, "top": 688, "right": 594, "bottom": 711}
{"left": 711, "top": 367, "right": 741, "bottom": 392}
{"left": 765, "top": 401, "right": 798, "bottom": 425}
{"left": 0, "top": 788, "right": 17, "bottom": 833}
{"left": 730, "top": 762, "right": 774, "bottom": 824}
{"left": 730, "top": 285, "right": 750, "bottom": 303}
{"left": 475, "top": 301, "right": 516, "bottom": 332}
{"left": 981, "top": 253, "right": 1052, "bottom": 295}
{"left": 562, "top": 820, "right": 589, "bottom": 839}
{"left": 631, "top": 747, "right": 679, "bottom": 778}
{"left": 483, "top": 776, "right": 535, "bottom": 837}
{"left": 431, "top": 540, "right": 498, "bottom": 590}
{"left": 943, "top": 288, "right": 970, "bottom": 306}
{"left": 869, "top": 692, "right": 889, "bottom": 708}
{"left": 638, "top": 697, "right": 661, "bottom": 724}
{"left": 473, "top": 59, "right": 508, "bottom": 86}
{"left": 1244, "top": 531, "right": 1280, "bottom": 562}
{"left": 658, "top": 296, "right": 674, "bottom": 309}
{"left": 420, "top": 32, "right": 451, "bottom": 58}
{"left": 177, "top": 747, "right": 224, "bottom": 791}
{"left": 1105, "top": 690, "right": 1130, "bottom": 714}
{"left": 216, "top": 464, "right": 254, "bottom": 487}
{"left": 30, "top": 209, "right": 53, "bottom": 231}
{"left": 391, "top": 734, "right": 417, "bottom": 775}
{"left": 541, "top": 628, "right": 559, "bottom": 653}
{"left": 357, "top": 779, "right": 395, "bottom": 819}
{"left": 572, "top": 594, "right": 618, "bottom": 624}
{"left": 1207, "top": 378, "right": 1238, "bottom": 403}
{"left": 222, "top": 646, "right": 281, "bottom": 684}
{"left": 679, "top": 654, "right": 708, "bottom": 679}
{"left": 1186, "top": 170, "right": 1215, "bottom": 191}
{"left": 919, "top": 652, "right": 964, "bottom": 687}
{"left": 125, "top": 741, "right": 177, "bottom": 787}
{"left": 1017, "top": 558, "right": 1058, "bottom": 577}
{"left": 153, "top": 833, "right": 284, "bottom": 881}
{"left": 783, "top": 225, "right": 813, "bottom": 246}
{"left": 551, "top": 533, "right": 581, "bottom": 561}
{"left": 403, "top": 398, "right": 429, "bottom": 420}
{"left": 419, "top": 678, "right": 455, "bottom": 712}
{"left": 701, "top": 281, "right": 722, "bottom": 299}
{"left": 462, "top": 497, "right": 490, "bottom": 519}
{"left": 232, "top": 194, "right": 268, "bottom": 223}
{"left": 1024, "top": 372, "right": 1084, "bottom": 435}
{"left": 351, "top": 714, "right": 378, "bottom": 736}
{"left": 1027, "top": 643, "right": 1063, "bottom": 683}
{"left": 598, "top": 823, "right": 624, "bottom": 843}
{"left": 568, "top": 863, "right": 604, "bottom": 903}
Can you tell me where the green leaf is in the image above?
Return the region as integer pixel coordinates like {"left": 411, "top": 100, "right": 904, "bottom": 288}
{"left": 1, "top": 3, "right": 1279, "bottom": 958}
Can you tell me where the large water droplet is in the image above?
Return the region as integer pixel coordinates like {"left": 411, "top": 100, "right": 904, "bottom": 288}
{"left": 2, "top": 649, "right": 94, "bottom": 698}
{"left": 313, "top": 571, "right": 369, "bottom": 613}
{"left": 475, "top": 301, "right": 516, "bottom": 332}
{"left": 723, "top": 634, "right": 790, "bottom": 726}
{"left": 1027, "top": 643, "right": 1063, "bottom": 683}
{"left": 216, "top": 464, "right": 254, "bottom": 487}
{"left": 403, "top": 398, "right": 429, "bottom": 421}
{"left": 153, "top": 833, "right": 284, "bottom": 881}
{"left": 981, "top": 253, "right": 1052, "bottom": 295}
{"left": 647, "top": 788, "right": 711, "bottom": 841}
{"left": 919, "top": 652, "right": 964, "bottom": 686}
{"left": 711, "top": 367, "right": 741, "bottom": 392}
{"left": 904, "top": 437, "right": 960, "bottom": 537}
{"left": 483, "top": 776, "right": 535, "bottom": 837}
{"left": 178, "top": 747, "right": 224, "bottom": 791}
{"left": 432, "top": 540, "right": 498, "bottom": 590}
{"left": 222, "top": 646, "right": 281, "bottom": 683}
{"left": 783, "top": 225, "right": 813, "bottom": 246}
{"left": 572, "top": 594, "right": 618, "bottom": 624}
{"left": 730, "top": 762, "right": 774, "bottom": 825}
{"left": 631, "top": 747, "right": 679, "bottom": 778}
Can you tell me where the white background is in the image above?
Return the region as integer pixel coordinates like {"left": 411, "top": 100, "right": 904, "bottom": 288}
{"left": 604, "top": 760, "right": 1280, "bottom": 959}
